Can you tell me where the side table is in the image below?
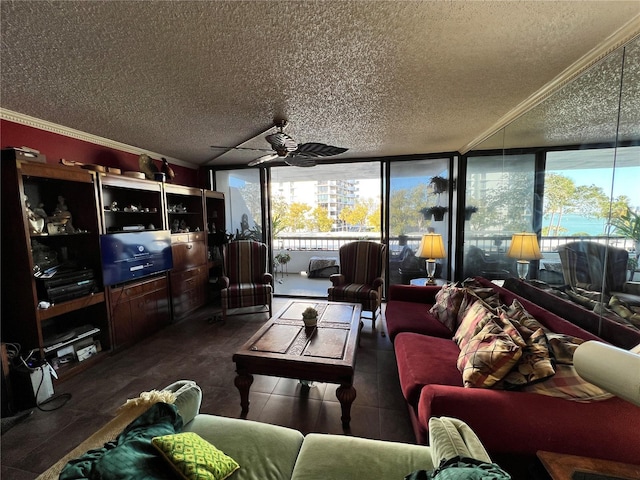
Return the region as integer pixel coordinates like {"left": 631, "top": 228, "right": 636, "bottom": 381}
{"left": 537, "top": 450, "right": 640, "bottom": 480}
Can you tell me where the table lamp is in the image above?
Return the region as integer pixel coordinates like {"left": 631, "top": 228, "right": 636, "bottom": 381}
{"left": 416, "top": 233, "right": 446, "bottom": 284}
{"left": 506, "top": 232, "right": 542, "bottom": 280}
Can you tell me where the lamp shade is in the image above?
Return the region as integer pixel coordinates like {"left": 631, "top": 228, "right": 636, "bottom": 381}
{"left": 574, "top": 341, "right": 640, "bottom": 406}
{"left": 506, "top": 233, "right": 542, "bottom": 260}
{"left": 416, "top": 234, "right": 446, "bottom": 259}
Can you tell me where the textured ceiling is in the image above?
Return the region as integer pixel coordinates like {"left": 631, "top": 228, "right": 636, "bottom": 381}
{"left": 1, "top": 1, "right": 639, "bottom": 169}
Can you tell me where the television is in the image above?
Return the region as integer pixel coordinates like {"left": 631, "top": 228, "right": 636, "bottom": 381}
{"left": 100, "top": 230, "right": 173, "bottom": 286}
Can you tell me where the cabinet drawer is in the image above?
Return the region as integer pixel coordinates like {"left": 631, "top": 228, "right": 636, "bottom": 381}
{"left": 110, "top": 276, "right": 168, "bottom": 300}
{"left": 171, "top": 241, "right": 206, "bottom": 270}
{"left": 170, "top": 267, "right": 207, "bottom": 295}
{"left": 171, "top": 232, "right": 205, "bottom": 244}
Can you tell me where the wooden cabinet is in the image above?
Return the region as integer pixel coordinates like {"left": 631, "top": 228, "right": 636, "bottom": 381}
{"left": 165, "top": 185, "right": 205, "bottom": 235}
{"left": 1, "top": 153, "right": 227, "bottom": 386}
{"left": 98, "top": 174, "right": 166, "bottom": 233}
{"left": 0, "top": 153, "right": 110, "bottom": 382}
{"left": 169, "top": 229, "right": 208, "bottom": 318}
{"left": 108, "top": 275, "right": 171, "bottom": 348}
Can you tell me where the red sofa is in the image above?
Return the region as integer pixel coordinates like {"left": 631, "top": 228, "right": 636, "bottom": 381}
{"left": 385, "top": 276, "right": 640, "bottom": 465}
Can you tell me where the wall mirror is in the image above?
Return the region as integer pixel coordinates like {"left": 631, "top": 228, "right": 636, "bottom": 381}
{"left": 461, "top": 34, "right": 639, "bottom": 336}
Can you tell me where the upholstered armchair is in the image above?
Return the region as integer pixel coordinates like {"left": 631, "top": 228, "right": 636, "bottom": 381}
{"left": 557, "top": 240, "right": 639, "bottom": 306}
{"left": 328, "top": 241, "right": 386, "bottom": 328}
{"left": 220, "top": 240, "right": 273, "bottom": 321}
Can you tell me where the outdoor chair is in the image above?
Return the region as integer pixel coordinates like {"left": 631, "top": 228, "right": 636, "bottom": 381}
{"left": 220, "top": 240, "right": 273, "bottom": 321}
{"left": 328, "top": 240, "right": 386, "bottom": 329}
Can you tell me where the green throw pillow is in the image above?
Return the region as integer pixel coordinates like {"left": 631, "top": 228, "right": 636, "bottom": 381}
{"left": 152, "top": 432, "right": 239, "bottom": 480}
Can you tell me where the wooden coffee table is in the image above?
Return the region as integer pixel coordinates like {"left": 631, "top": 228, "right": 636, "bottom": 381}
{"left": 232, "top": 300, "right": 362, "bottom": 427}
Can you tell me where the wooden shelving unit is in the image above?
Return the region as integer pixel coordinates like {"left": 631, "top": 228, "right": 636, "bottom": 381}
{"left": 165, "top": 185, "right": 208, "bottom": 318}
{"left": 1, "top": 154, "right": 110, "bottom": 383}
{"left": 1, "top": 152, "right": 227, "bottom": 397}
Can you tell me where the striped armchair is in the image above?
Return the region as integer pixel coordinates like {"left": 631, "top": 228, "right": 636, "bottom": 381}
{"left": 328, "top": 240, "right": 386, "bottom": 328}
{"left": 220, "top": 240, "right": 273, "bottom": 321}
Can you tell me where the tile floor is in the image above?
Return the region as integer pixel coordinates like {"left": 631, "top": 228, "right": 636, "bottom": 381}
{"left": 0, "top": 297, "right": 415, "bottom": 479}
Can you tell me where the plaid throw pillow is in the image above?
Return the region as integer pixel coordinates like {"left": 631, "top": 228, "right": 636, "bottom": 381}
{"left": 454, "top": 301, "right": 498, "bottom": 353}
{"left": 429, "top": 283, "right": 466, "bottom": 332}
{"left": 457, "top": 319, "right": 523, "bottom": 388}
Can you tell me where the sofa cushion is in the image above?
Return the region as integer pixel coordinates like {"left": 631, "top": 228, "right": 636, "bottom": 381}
{"left": 429, "top": 283, "right": 466, "bottom": 331}
{"left": 394, "top": 333, "right": 463, "bottom": 405}
{"left": 386, "top": 300, "right": 453, "bottom": 341}
{"left": 152, "top": 432, "right": 239, "bottom": 480}
{"left": 453, "top": 300, "right": 497, "bottom": 353}
{"left": 290, "top": 433, "right": 434, "bottom": 480}
{"left": 184, "top": 415, "right": 303, "bottom": 480}
{"left": 457, "top": 319, "right": 523, "bottom": 388}
{"left": 499, "top": 327, "right": 555, "bottom": 389}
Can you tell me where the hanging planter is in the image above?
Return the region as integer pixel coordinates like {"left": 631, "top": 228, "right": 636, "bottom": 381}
{"left": 429, "top": 176, "right": 448, "bottom": 194}
{"left": 464, "top": 206, "right": 478, "bottom": 221}
{"left": 420, "top": 206, "right": 449, "bottom": 222}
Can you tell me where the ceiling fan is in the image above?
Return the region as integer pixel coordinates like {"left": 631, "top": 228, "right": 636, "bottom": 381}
{"left": 211, "top": 119, "right": 348, "bottom": 167}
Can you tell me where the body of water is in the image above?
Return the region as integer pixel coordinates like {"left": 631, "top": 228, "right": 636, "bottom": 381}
{"left": 544, "top": 213, "right": 607, "bottom": 236}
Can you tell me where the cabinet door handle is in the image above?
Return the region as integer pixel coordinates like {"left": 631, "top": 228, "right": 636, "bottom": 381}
{"left": 186, "top": 244, "right": 193, "bottom": 250}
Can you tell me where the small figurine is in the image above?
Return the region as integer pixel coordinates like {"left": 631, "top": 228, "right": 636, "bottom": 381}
{"left": 25, "top": 197, "right": 45, "bottom": 234}
{"left": 50, "top": 195, "right": 75, "bottom": 233}
{"left": 162, "top": 158, "right": 176, "bottom": 183}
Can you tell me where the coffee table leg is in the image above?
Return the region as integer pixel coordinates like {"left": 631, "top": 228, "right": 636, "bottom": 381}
{"left": 234, "top": 373, "right": 253, "bottom": 418}
{"left": 336, "top": 384, "right": 356, "bottom": 427}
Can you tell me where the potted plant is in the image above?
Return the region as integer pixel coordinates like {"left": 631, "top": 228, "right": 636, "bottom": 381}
{"left": 429, "top": 176, "right": 448, "bottom": 194}
{"left": 420, "top": 206, "right": 449, "bottom": 221}
{"left": 464, "top": 205, "right": 478, "bottom": 221}
{"left": 611, "top": 207, "right": 640, "bottom": 253}
{"left": 302, "top": 307, "right": 319, "bottom": 327}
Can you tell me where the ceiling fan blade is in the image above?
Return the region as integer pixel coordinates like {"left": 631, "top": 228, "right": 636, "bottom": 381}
{"left": 266, "top": 132, "right": 298, "bottom": 153}
{"left": 285, "top": 156, "right": 318, "bottom": 168}
{"left": 293, "top": 142, "right": 348, "bottom": 158}
{"left": 210, "top": 145, "right": 274, "bottom": 152}
{"left": 248, "top": 153, "right": 279, "bottom": 167}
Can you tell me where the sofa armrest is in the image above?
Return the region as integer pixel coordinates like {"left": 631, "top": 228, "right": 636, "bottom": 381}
{"left": 262, "top": 272, "right": 274, "bottom": 286}
{"left": 220, "top": 276, "right": 230, "bottom": 289}
{"left": 388, "top": 284, "right": 440, "bottom": 304}
{"left": 329, "top": 273, "right": 345, "bottom": 286}
{"left": 373, "top": 277, "right": 384, "bottom": 289}
{"left": 417, "top": 384, "right": 640, "bottom": 464}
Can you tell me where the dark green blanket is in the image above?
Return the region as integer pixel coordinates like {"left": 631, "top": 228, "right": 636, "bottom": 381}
{"left": 405, "top": 456, "right": 511, "bottom": 480}
{"left": 60, "top": 402, "right": 183, "bottom": 480}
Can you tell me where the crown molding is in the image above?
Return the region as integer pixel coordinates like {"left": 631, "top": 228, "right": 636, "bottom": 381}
{"left": 0, "top": 108, "right": 196, "bottom": 169}
{"left": 460, "top": 15, "right": 640, "bottom": 155}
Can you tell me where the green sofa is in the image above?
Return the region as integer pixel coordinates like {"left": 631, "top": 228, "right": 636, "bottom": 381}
{"left": 43, "top": 380, "right": 495, "bottom": 480}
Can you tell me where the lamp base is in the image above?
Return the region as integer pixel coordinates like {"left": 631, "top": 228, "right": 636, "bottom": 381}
{"left": 426, "top": 259, "right": 437, "bottom": 284}
{"left": 516, "top": 260, "right": 530, "bottom": 280}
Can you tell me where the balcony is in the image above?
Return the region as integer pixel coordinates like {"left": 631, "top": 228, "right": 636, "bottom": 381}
{"left": 271, "top": 234, "right": 638, "bottom": 297}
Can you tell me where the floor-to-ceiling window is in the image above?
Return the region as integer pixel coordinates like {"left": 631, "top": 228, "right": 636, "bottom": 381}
{"left": 462, "top": 153, "right": 537, "bottom": 280}
{"left": 269, "top": 162, "right": 381, "bottom": 297}
{"left": 388, "top": 158, "right": 451, "bottom": 286}
{"left": 543, "top": 146, "right": 640, "bottom": 285}
{"left": 214, "top": 169, "right": 263, "bottom": 240}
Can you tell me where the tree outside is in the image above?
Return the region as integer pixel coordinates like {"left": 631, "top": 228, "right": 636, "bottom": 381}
{"left": 309, "top": 206, "right": 333, "bottom": 232}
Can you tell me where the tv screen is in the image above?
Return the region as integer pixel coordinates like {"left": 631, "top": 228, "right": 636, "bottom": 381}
{"left": 100, "top": 231, "right": 173, "bottom": 286}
